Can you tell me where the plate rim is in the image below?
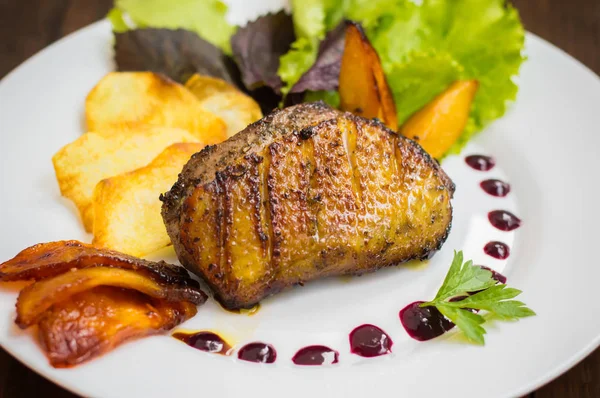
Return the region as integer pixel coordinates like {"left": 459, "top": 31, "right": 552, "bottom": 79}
{"left": 1, "top": 18, "right": 600, "bottom": 398}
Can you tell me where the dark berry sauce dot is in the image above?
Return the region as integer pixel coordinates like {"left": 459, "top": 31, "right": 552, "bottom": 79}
{"left": 479, "top": 265, "right": 507, "bottom": 284}
{"left": 349, "top": 324, "right": 393, "bottom": 357}
{"left": 173, "top": 331, "right": 232, "bottom": 355}
{"left": 480, "top": 179, "right": 510, "bottom": 197}
{"left": 292, "top": 346, "right": 339, "bottom": 365}
{"left": 465, "top": 155, "right": 495, "bottom": 171}
{"left": 484, "top": 241, "right": 510, "bottom": 259}
{"left": 488, "top": 210, "right": 522, "bottom": 231}
{"left": 237, "top": 342, "right": 277, "bottom": 363}
{"left": 399, "top": 301, "right": 455, "bottom": 341}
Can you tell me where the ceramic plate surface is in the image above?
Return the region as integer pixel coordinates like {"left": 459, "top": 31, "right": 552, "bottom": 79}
{"left": 1, "top": 1, "right": 599, "bottom": 397}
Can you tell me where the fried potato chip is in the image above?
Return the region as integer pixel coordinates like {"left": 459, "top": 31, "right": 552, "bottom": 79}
{"left": 185, "top": 74, "right": 262, "bottom": 137}
{"left": 92, "top": 143, "right": 204, "bottom": 256}
{"left": 52, "top": 125, "right": 199, "bottom": 231}
{"left": 86, "top": 71, "right": 227, "bottom": 145}
{"left": 39, "top": 286, "right": 198, "bottom": 368}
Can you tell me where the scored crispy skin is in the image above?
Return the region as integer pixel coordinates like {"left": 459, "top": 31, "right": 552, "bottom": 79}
{"left": 38, "top": 286, "right": 197, "bottom": 368}
{"left": 0, "top": 240, "right": 193, "bottom": 285}
{"left": 161, "top": 101, "right": 339, "bottom": 225}
{"left": 15, "top": 267, "right": 206, "bottom": 328}
{"left": 162, "top": 103, "right": 454, "bottom": 309}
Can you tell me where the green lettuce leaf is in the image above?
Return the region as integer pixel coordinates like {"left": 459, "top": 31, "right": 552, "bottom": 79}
{"left": 278, "top": 38, "right": 317, "bottom": 94}
{"left": 387, "top": 51, "right": 463, "bottom": 125}
{"left": 279, "top": 0, "right": 525, "bottom": 154}
{"left": 110, "top": 0, "right": 235, "bottom": 53}
{"left": 304, "top": 90, "right": 340, "bottom": 107}
{"left": 107, "top": 8, "right": 129, "bottom": 33}
{"left": 278, "top": 0, "right": 349, "bottom": 93}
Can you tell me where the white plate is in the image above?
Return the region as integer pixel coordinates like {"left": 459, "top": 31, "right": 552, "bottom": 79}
{"left": 1, "top": 2, "right": 600, "bottom": 397}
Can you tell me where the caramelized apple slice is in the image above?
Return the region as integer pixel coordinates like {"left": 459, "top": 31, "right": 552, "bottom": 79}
{"left": 400, "top": 80, "right": 479, "bottom": 159}
{"left": 16, "top": 267, "right": 206, "bottom": 328}
{"left": 0, "top": 240, "right": 192, "bottom": 285}
{"left": 339, "top": 22, "right": 398, "bottom": 131}
{"left": 38, "top": 286, "right": 197, "bottom": 368}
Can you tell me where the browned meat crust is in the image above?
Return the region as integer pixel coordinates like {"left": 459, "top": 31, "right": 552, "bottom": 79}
{"left": 162, "top": 102, "right": 454, "bottom": 309}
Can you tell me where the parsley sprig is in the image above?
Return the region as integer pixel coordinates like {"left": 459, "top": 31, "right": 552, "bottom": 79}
{"left": 421, "top": 251, "right": 535, "bottom": 345}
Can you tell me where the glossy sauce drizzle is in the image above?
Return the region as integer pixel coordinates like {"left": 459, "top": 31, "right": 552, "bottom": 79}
{"left": 488, "top": 210, "right": 521, "bottom": 231}
{"left": 349, "top": 324, "right": 393, "bottom": 357}
{"left": 465, "top": 155, "right": 495, "bottom": 171}
{"left": 172, "top": 331, "right": 232, "bottom": 355}
{"left": 238, "top": 342, "right": 277, "bottom": 363}
{"left": 292, "top": 345, "right": 339, "bottom": 365}
{"left": 480, "top": 179, "right": 510, "bottom": 197}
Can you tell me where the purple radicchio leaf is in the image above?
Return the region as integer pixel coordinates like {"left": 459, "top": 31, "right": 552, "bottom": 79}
{"left": 230, "top": 11, "right": 296, "bottom": 94}
{"left": 289, "top": 22, "right": 346, "bottom": 94}
{"left": 114, "top": 28, "right": 242, "bottom": 86}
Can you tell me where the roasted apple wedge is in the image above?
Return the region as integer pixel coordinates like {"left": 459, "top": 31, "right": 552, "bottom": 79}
{"left": 0, "top": 240, "right": 193, "bottom": 284}
{"left": 400, "top": 80, "right": 479, "bottom": 158}
{"left": 0, "top": 241, "right": 206, "bottom": 367}
{"left": 38, "top": 287, "right": 197, "bottom": 368}
{"left": 339, "top": 22, "right": 398, "bottom": 131}
{"left": 15, "top": 266, "right": 205, "bottom": 328}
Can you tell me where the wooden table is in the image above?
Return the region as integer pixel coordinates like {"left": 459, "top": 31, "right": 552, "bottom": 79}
{"left": 0, "top": 0, "right": 598, "bottom": 396}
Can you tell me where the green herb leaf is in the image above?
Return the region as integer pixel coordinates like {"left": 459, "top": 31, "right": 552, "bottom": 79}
{"left": 437, "top": 304, "right": 486, "bottom": 345}
{"left": 424, "top": 250, "right": 496, "bottom": 303}
{"left": 445, "top": 285, "right": 537, "bottom": 321}
{"left": 421, "top": 251, "right": 534, "bottom": 344}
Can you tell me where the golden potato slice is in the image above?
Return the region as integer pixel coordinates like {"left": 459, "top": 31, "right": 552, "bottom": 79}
{"left": 92, "top": 143, "right": 204, "bottom": 256}
{"left": 52, "top": 125, "right": 199, "bottom": 231}
{"left": 185, "top": 74, "right": 262, "bottom": 137}
{"left": 86, "top": 71, "right": 227, "bottom": 145}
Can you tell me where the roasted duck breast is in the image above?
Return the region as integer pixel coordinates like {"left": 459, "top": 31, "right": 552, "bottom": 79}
{"left": 161, "top": 102, "right": 454, "bottom": 309}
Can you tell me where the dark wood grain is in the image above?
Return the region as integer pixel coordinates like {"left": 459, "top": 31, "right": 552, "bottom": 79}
{"left": 512, "top": 2, "right": 600, "bottom": 397}
{"left": 0, "top": 0, "right": 598, "bottom": 397}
